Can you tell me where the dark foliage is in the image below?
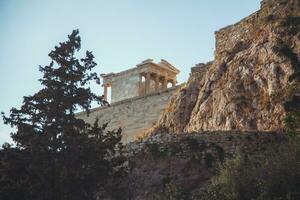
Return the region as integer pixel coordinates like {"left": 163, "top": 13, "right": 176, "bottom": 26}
{"left": 272, "top": 41, "right": 300, "bottom": 82}
{"left": 197, "top": 139, "right": 300, "bottom": 200}
{"left": 284, "top": 94, "right": 300, "bottom": 135}
{"left": 0, "top": 30, "right": 125, "bottom": 200}
{"left": 280, "top": 17, "right": 300, "bottom": 35}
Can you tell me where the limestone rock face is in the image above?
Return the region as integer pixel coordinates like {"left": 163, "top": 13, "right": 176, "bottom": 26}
{"left": 153, "top": 63, "right": 210, "bottom": 134}
{"left": 153, "top": 0, "right": 300, "bottom": 134}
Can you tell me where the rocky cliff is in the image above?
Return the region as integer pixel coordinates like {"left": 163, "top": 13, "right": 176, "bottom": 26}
{"left": 152, "top": 0, "right": 300, "bottom": 134}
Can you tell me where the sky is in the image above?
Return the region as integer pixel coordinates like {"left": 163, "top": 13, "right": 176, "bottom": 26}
{"left": 0, "top": 0, "right": 261, "bottom": 144}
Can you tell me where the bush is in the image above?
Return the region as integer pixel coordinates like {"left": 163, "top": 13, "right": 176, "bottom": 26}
{"left": 155, "top": 181, "right": 185, "bottom": 200}
{"left": 280, "top": 17, "right": 300, "bottom": 28}
{"left": 184, "top": 137, "right": 200, "bottom": 152}
{"left": 214, "top": 145, "right": 225, "bottom": 163}
{"left": 146, "top": 142, "right": 166, "bottom": 158}
{"left": 272, "top": 41, "right": 300, "bottom": 82}
{"left": 204, "top": 153, "right": 215, "bottom": 168}
{"left": 200, "top": 139, "right": 300, "bottom": 200}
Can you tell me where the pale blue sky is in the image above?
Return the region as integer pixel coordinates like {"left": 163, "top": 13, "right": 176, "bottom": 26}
{"left": 0, "top": 0, "right": 261, "bottom": 144}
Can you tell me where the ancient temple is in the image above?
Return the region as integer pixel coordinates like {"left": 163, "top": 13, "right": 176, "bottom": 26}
{"left": 77, "top": 59, "right": 180, "bottom": 143}
{"left": 101, "top": 59, "right": 179, "bottom": 103}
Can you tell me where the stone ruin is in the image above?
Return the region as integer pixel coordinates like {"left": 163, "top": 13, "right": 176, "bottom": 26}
{"left": 101, "top": 59, "right": 179, "bottom": 103}
{"left": 77, "top": 59, "right": 180, "bottom": 143}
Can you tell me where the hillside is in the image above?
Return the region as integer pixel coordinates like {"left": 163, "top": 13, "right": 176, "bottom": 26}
{"left": 150, "top": 0, "right": 300, "bottom": 134}
{"left": 118, "top": 0, "right": 300, "bottom": 199}
{"left": 121, "top": 131, "right": 283, "bottom": 200}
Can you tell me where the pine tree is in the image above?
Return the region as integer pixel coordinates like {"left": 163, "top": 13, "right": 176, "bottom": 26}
{"left": 1, "top": 30, "right": 125, "bottom": 200}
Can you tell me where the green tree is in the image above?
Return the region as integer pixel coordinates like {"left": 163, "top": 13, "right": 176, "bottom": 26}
{"left": 0, "top": 30, "right": 125, "bottom": 200}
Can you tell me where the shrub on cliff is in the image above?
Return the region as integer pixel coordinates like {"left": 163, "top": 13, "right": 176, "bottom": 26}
{"left": 196, "top": 139, "right": 300, "bottom": 200}
{"left": 0, "top": 30, "right": 126, "bottom": 200}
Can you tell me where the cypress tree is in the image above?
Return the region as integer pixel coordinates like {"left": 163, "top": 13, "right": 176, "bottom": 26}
{"left": 1, "top": 30, "right": 125, "bottom": 200}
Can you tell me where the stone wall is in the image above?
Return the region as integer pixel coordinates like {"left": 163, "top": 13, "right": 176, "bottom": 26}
{"left": 126, "top": 131, "right": 283, "bottom": 158}
{"left": 77, "top": 86, "right": 181, "bottom": 143}
{"left": 214, "top": 11, "right": 260, "bottom": 58}
{"left": 215, "top": 0, "right": 300, "bottom": 58}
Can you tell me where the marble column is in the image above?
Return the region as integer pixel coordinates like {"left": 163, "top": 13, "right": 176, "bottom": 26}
{"left": 138, "top": 74, "right": 143, "bottom": 96}
{"left": 103, "top": 85, "right": 108, "bottom": 101}
{"left": 162, "top": 77, "right": 168, "bottom": 90}
{"left": 145, "top": 72, "right": 151, "bottom": 94}
{"left": 154, "top": 74, "right": 159, "bottom": 92}
{"left": 171, "top": 80, "right": 176, "bottom": 87}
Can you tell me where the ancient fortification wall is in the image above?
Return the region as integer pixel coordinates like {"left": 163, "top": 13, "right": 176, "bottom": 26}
{"left": 215, "top": 11, "right": 260, "bottom": 57}
{"left": 215, "top": 0, "right": 300, "bottom": 57}
{"left": 77, "top": 86, "right": 180, "bottom": 143}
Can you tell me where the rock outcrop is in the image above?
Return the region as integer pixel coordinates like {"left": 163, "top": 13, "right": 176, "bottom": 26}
{"left": 152, "top": 0, "right": 300, "bottom": 134}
